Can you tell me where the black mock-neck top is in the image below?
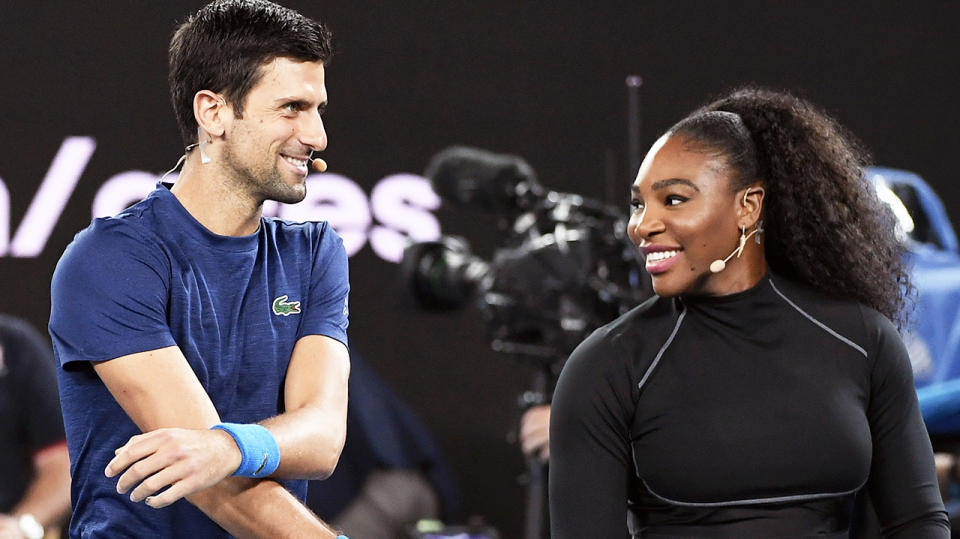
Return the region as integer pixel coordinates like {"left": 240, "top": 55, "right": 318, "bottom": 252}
{"left": 550, "top": 273, "right": 948, "bottom": 538}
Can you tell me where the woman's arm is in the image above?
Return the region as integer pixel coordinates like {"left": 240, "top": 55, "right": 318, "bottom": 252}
{"left": 863, "top": 307, "right": 950, "bottom": 537}
{"left": 549, "top": 338, "right": 634, "bottom": 539}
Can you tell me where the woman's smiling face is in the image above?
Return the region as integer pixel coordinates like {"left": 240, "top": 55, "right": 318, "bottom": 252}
{"left": 628, "top": 133, "right": 756, "bottom": 298}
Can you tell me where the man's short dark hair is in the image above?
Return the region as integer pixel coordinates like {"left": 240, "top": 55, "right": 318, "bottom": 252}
{"left": 168, "top": 0, "right": 333, "bottom": 145}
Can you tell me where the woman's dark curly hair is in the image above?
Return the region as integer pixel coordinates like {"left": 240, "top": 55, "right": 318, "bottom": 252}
{"left": 669, "top": 87, "right": 911, "bottom": 325}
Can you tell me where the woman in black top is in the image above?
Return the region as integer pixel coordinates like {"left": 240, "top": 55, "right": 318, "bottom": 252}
{"left": 549, "top": 88, "right": 949, "bottom": 538}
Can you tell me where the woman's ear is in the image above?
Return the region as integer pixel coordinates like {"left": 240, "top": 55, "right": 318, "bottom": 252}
{"left": 738, "top": 184, "right": 765, "bottom": 229}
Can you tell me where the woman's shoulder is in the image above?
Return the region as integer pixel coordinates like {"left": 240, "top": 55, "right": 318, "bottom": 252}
{"left": 768, "top": 273, "right": 863, "bottom": 313}
{"left": 561, "top": 295, "right": 681, "bottom": 382}
{"left": 587, "top": 295, "right": 680, "bottom": 348}
{"left": 768, "top": 274, "right": 898, "bottom": 359}
{"left": 554, "top": 299, "right": 677, "bottom": 421}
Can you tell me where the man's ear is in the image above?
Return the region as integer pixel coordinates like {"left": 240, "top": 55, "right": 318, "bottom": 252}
{"left": 193, "top": 90, "right": 227, "bottom": 139}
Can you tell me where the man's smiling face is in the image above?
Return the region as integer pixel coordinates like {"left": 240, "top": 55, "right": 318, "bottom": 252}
{"left": 221, "top": 57, "right": 328, "bottom": 204}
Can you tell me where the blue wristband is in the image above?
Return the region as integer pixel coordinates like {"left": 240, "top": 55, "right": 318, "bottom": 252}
{"left": 210, "top": 423, "right": 281, "bottom": 478}
{"left": 336, "top": 536, "right": 349, "bottom": 539}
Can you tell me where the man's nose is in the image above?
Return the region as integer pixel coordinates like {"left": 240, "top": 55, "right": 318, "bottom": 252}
{"left": 300, "top": 110, "right": 327, "bottom": 152}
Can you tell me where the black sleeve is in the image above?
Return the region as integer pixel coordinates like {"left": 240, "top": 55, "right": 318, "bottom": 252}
{"left": 4, "top": 316, "right": 65, "bottom": 452}
{"left": 861, "top": 307, "right": 950, "bottom": 537}
{"left": 549, "top": 331, "right": 634, "bottom": 539}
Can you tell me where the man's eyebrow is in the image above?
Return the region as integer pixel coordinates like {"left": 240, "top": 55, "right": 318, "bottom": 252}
{"left": 273, "top": 97, "right": 328, "bottom": 110}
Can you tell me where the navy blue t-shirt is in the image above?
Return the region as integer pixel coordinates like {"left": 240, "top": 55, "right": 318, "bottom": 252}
{"left": 49, "top": 184, "right": 349, "bottom": 538}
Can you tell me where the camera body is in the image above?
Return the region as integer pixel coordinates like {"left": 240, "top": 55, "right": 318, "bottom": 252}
{"left": 403, "top": 147, "right": 650, "bottom": 370}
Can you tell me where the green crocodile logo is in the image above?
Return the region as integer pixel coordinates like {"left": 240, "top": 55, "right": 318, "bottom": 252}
{"left": 272, "top": 295, "right": 301, "bottom": 316}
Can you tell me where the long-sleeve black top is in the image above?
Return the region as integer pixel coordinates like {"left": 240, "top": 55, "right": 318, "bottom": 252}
{"left": 550, "top": 274, "right": 949, "bottom": 538}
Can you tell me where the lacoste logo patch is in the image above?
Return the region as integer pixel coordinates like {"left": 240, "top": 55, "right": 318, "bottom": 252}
{"left": 272, "top": 295, "right": 301, "bottom": 316}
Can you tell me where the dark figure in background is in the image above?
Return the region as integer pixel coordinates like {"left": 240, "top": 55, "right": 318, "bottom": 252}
{"left": 49, "top": 1, "right": 349, "bottom": 537}
{"left": 549, "top": 87, "right": 949, "bottom": 538}
{"left": 0, "top": 314, "right": 71, "bottom": 539}
{"left": 308, "top": 353, "right": 460, "bottom": 538}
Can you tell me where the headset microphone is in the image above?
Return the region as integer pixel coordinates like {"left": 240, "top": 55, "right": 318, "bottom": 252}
{"left": 709, "top": 241, "right": 744, "bottom": 273}
{"left": 710, "top": 191, "right": 763, "bottom": 273}
{"left": 710, "top": 226, "right": 761, "bottom": 273}
{"left": 310, "top": 158, "right": 327, "bottom": 173}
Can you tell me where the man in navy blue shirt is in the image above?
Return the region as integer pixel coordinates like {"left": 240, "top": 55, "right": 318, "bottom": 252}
{"left": 49, "top": 1, "right": 350, "bottom": 536}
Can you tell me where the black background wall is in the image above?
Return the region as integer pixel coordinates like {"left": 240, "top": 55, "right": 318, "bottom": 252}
{"left": 1, "top": 2, "right": 957, "bottom": 536}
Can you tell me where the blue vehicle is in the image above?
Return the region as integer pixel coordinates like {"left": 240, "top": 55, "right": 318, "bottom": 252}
{"left": 867, "top": 167, "right": 960, "bottom": 435}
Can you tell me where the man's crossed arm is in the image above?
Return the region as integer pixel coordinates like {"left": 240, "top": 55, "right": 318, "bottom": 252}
{"left": 91, "top": 335, "right": 349, "bottom": 538}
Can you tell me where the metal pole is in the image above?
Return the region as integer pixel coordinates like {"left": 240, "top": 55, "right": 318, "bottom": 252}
{"left": 522, "top": 367, "right": 550, "bottom": 539}
{"left": 626, "top": 75, "right": 644, "bottom": 179}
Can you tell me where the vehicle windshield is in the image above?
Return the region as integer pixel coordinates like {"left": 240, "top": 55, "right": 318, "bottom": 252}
{"left": 873, "top": 177, "right": 940, "bottom": 248}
